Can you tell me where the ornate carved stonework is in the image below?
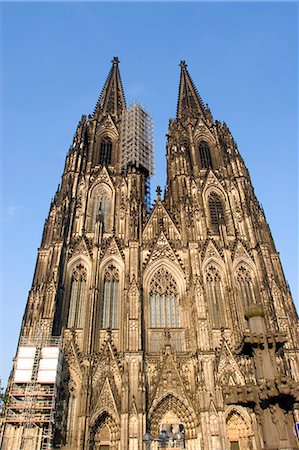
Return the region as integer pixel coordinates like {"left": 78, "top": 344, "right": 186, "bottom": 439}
{"left": 2, "top": 59, "right": 298, "bottom": 450}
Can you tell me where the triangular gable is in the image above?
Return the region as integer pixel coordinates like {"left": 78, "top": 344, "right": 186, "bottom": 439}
{"left": 202, "top": 170, "right": 223, "bottom": 193}
{"left": 95, "top": 165, "right": 114, "bottom": 187}
{"left": 143, "top": 200, "right": 181, "bottom": 243}
{"left": 103, "top": 237, "right": 124, "bottom": 261}
{"left": 69, "top": 235, "right": 92, "bottom": 259}
{"left": 144, "top": 232, "right": 183, "bottom": 271}
{"left": 201, "top": 238, "right": 223, "bottom": 261}
{"left": 193, "top": 118, "right": 215, "bottom": 141}
{"left": 93, "top": 338, "right": 123, "bottom": 387}
{"left": 98, "top": 114, "right": 119, "bottom": 136}
{"left": 232, "top": 240, "right": 253, "bottom": 263}
{"left": 150, "top": 346, "right": 188, "bottom": 406}
{"left": 216, "top": 340, "right": 245, "bottom": 386}
{"left": 91, "top": 377, "right": 120, "bottom": 424}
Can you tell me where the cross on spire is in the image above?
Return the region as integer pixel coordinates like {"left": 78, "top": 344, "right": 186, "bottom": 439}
{"left": 179, "top": 60, "right": 187, "bottom": 69}
{"left": 156, "top": 185, "right": 162, "bottom": 200}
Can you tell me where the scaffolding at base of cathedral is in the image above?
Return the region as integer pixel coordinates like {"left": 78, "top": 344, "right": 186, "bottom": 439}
{"left": 0, "top": 334, "right": 62, "bottom": 450}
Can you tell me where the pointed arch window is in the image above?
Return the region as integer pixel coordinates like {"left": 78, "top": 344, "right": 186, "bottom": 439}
{"left": 206, "top": 265, "right": 225, "bottom": 328}
{"left": 68, "top": 264, "right": 87, "bottom": 328}
{"left": 92, "top": 187, "right": 110, "bottom": 230}
{"left": 101, "top": 265, "right": 119, "bottom": 329}
{"left": 208, "top": 192, "right": 225, "bottom": 233}
{"left": 236, "top": 266, "right": 255, "bottom": 309}
{"left": 99, "top": 137, "right": 112, "bottom": 166}
{"left": 199, "top": 141, "right": 212, "bottom": 169}
{"left": 149, "top": 268, "right": 180, "bottom": 328}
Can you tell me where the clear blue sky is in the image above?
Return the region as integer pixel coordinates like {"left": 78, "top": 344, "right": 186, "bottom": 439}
{"left": 1, "top": 2, "right": 298, "bottom": 387}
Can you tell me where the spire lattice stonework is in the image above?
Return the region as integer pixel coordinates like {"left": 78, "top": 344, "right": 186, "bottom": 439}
{"left": 94, "top": 56, "right": 126, "bottom": 118}
{"left": 176, "top": 59, "right": 207, "bottom": 120}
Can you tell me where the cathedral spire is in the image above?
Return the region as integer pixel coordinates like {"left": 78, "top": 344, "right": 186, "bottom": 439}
{"left": 94, "top": 56, "right": 126, "bottom": 118}
{"left": 176, "top": 60, "right": 206, "bottom": 120}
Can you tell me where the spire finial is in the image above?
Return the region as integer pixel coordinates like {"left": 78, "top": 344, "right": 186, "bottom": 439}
{"left": 93, "top": 57, "right": 126, "bottom": 117}
{"left": 179, "top": 60, "right": 187, "bottom": 69}
{"left": 156, "top": 185, "right": 162, "bottom": 200}
{"left": 176, "top": 60, "right": 207, "bottom": 120}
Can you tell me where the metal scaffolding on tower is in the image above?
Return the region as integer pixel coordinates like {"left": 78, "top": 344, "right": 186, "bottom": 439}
{"left": 121, "top": 102, "right": 154, "bottom": 212}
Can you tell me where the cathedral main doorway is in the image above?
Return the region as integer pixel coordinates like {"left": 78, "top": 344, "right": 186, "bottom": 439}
{"left": 90, "top": 411, "right": 119, "bottom": 450}
{"left": 93, "top": 423, "right": 111, "bottom": 449}
{"left": 152, "top": 411, "right": 185, "bottom": 449}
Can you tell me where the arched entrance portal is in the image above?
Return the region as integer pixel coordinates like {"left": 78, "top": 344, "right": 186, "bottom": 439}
{"left": 149, "top": 394, "right": 197, "bottom": 449}
{"left": 94, "top": 424, "right": 111, "bottom": 449}
{"left": 159, "top": 411, "right": 185, "bottom": 448}
{"left": 225, "top": 408, "right": 253, "bottom": 450}
{"left": 90, "top": 411, "right": 119, "bottom": 450}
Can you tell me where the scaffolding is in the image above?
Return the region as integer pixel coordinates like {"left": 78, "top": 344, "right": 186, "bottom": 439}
{"left": 1, "top": 334, "right": 62, "bottom": 450}
{"left": 121, "top": 102, "right": 154, "bottom": 177}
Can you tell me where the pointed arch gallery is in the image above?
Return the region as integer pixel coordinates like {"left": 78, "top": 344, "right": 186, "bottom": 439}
{"left": 99, "top": 136, "right": 112, "bottom": 166}
{"left": 199, "top": 140, "right": 213, "bottom": 169}
{"left": 208, "top": 191, "right": 225, "bottom": 233}
{"left": 204, "top": 263, "right": 226, "bottom": 328}
{"left": 91, "top": 184, "right": 111, "bottom": 230}
{"left": 86, "top": 180, "right": 114, "bottom": 232}
{"left": 92, "top": 126, "right": 118, "bottom": 168}
{"left": 149, "top": 267, "right": 180, "bottom": 328}
{"left": 97, "top": 256, "right": 124, "bottom": 336}
{"left": 67, "top": 263, "right": 87, "bottom": 328}
{"left": 64, "top": 256, "right": 91, "bottom": 330}
{"left": 203, "top": 184, "right": 234, "bottom": 236}
{"left": 235, "top": 264, "right": 256, "bottom": 310}
{"left": 100, "top": 264, "right": 120, "bottom": 329}
{"left": 144, "top": 259, "right": 186, "bottom": 352}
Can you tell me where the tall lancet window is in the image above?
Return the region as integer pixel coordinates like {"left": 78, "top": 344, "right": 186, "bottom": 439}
{"left": 101, "top": 265, "right": 119, "bottom": 329}
{"left": 208, "top": 192, "right": 225, "bottom": 233}
{"left": 206, "top": 265, "right": 225, "bottom": 328}
{"left": 199, "top": 141, "right": 212, "bottom": 169}
{"left": 99, "top": 137, "right": 112, "bottom": 166}
{"left": 236, "top": 265, "right": 255, "bottom": 310}
{"left": 149, "top": 268, "right": 180, "bottom": 328}
{"left": 68, "top": 264, "right": 87, "bottom": 328}
{"left": 92, "top": 187, "right": 110, "bottom": 230}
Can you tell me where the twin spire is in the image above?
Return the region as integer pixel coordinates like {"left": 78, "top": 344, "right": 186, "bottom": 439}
{"left": 94, "top": 57, "right": 206, "bottom": 120}
{"left": 94, "top": 56, "right": 126, "bottom": 118}
{"left": 176, "top": 60, "right": 207, "bottom": 120}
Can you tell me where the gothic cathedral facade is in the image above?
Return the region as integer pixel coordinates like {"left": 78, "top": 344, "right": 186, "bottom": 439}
{"left": 1, "top": 58, "right": 299, "bottom": 450}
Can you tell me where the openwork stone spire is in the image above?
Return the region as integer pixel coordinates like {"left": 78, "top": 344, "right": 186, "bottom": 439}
{"left": 176, "top": 60, "right": 206, "bottom": 120}
{"left": 94, "top": 56, "right": 126, "bottom": 118}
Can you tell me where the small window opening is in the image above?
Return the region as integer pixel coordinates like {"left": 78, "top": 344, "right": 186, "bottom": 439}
{"left": 208, "top": 192, "right": 225, "bottom": 232}
{"left": 99, "top": 138, "right": 112, "bottom": 166}
{"left": 199, "top": 141, "right": 212, "bottom": 169}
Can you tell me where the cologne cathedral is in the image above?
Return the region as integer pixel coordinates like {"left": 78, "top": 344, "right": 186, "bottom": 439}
{"left": 1, "top": 58, "right": 299, "bottom": 450}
